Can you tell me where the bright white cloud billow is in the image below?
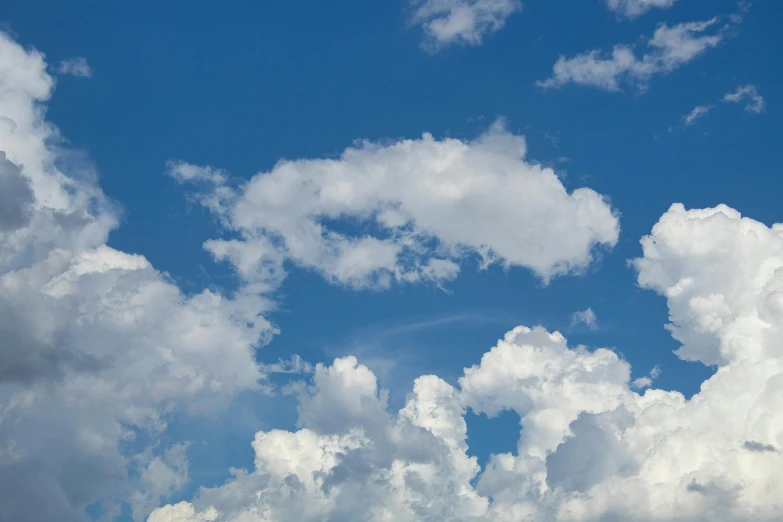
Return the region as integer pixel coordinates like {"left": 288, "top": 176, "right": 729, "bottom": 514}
{"left": 150, "top": 202, "right": 783, "bottom": 521}
{"left": 0, "top": 32, "right": 277, "bottom": 521}
{"left": 604, "top": 0, "right": 678, "bottom": 18}
{"left": 409, "top": 0, "right": 522, "bottom": 50}
{"left": 170, "top": 121, "right": 620, "bottom": 289}
{"left": 723, "top": 84, "right": 766, "bottom": 114}
{"left": 538, "top": 18, "right": 725, "bottom": 92}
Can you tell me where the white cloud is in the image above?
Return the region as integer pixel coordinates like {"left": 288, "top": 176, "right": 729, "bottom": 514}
{"left": 149, "top": 503, "right": 219, "bottom": 522}
{"left": 604, "top": 0, "right": 678, "bottom": 18}
{"left": 261, "top": 354, "right": 314, "bottom": 376}
{"left": 633, "top": 203, "right": 783, "bottom": 366}
{"left": 408, "top": 0, "right": 522, "bottom": 51}
{"left": 0, "top": 31, "right": 277, "bottom": 521}
{"left": 723, "top": 84, "right": 766, "bottom": 113}
{"left": 571, "top": 307, "right": 598, "bottom": 329}
{"left": 171, "top": 120, "right": 619, "bottom": 289}
{"left": 166, "top": 160, "right": 228, "bottom": 185}
{"left": 56, "top": 56, "right": 92, "bottom": 78}
{"left": 152, "top": 202, "right": 783, "bottom": 521}
{"left": 0, "top": 29, "right": 619, "bottom": 520}
{"left": 538, "top": 18, "right": 724, "bottom": 92}
{"left": 631, "top": 365, "right": 661, "bottom": 390}
{"left": 683, "top": 104, "right": 712, "bottom": 126}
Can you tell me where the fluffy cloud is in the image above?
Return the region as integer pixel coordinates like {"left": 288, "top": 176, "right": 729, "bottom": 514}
{"left": 171, "top": 120, "right": 619, "bottom": 289}
{"left": 0, "top": 29, "right": 623, "bottom": 520}
{"left": 723, "top": 84, "right": 766, "bottom": 114}
{"left": 0, "top": 31, "right": 275, "bottom": 521}
{"left": 408, "top": 0, "right": 521, "bottom": 50}
{"left": 56, "top": 57, "right": 92, "bottom": 78}
{"left": 538, "top": 18, "right": 724, "bottom": 92}
{"left": 152, "top": 202, "right": 783, "bottom": 521}
{"left": 604, "top": 0, "right": 678, "bottom": 18}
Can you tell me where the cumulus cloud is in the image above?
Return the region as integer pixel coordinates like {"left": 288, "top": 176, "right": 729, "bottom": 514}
{"left": 683, "top": 104, "right": 712, "bottom": 126}
{"left": 152, "top": 202, "right": 783, "bottom": 521}
{"left": 56, "top": 57, "right": 92, "bottom": 78}
{"left": 0, "top": 31, "right": 276, "bottom": 521}
{"left": 408, "top": 0, "right": 522, "bottom": 51}
{"left": 571, "top": 307, "right": 598, "bottom": 329}
{"left": 0, "top": 29, "right": 625, "bottom": 520}
{"left": 723, "top": 84, "right": 766, "bottom": 113}
{"left": 538, "top": 18, "right": 725, "bottom": 92}
{"left": 604, "top": 0, "right": 678, "bottom": 18}
{"left": 171, "top": 120, "right": 619, "bottom": 289}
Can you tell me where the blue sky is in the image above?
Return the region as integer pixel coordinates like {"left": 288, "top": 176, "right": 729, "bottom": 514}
{"left": 1, "top": 1, "right": 783, "bottom": 521}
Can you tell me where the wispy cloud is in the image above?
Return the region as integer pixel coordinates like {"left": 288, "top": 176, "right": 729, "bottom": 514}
{"left": 683, "top": 105, "right": 712, "bottom": 126}
{"left": 56, "top": 57, "right": 92, "bottom": 78}
{"left": 723, "top": 84, "right": 766, "bottom": 113}
{"left": 166, "top": 159, "right": 227, "bottom": 184}
{"left": 261, "top": 355, "right": 314, "bottom": 376}
{"left": 632, "top": 365, "right": 661, "bottom": 390}
{"left": 571, "top": 307, "right": 598, "bottom": 329}
{"left": 538, "top": 18, "right": 725, "bottom": 92}
{"left": 409, "top": 0, "right": 521, "bottom": 51}
{"left": 327, "top": 312, "right": 512, "bottom": 387}
{"left": 604, "top": 0, "right": 678, "bottom": 19}
{"left": 671, "top": 82, "right": 763, "bottom": 133}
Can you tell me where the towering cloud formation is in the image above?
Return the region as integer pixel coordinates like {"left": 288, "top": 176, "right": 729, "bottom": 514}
{"left": 151, "top": 203, "right": 783, "bottom": 521}
{"left": 0, "top": 32, "right": 274, "bottom": 521}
